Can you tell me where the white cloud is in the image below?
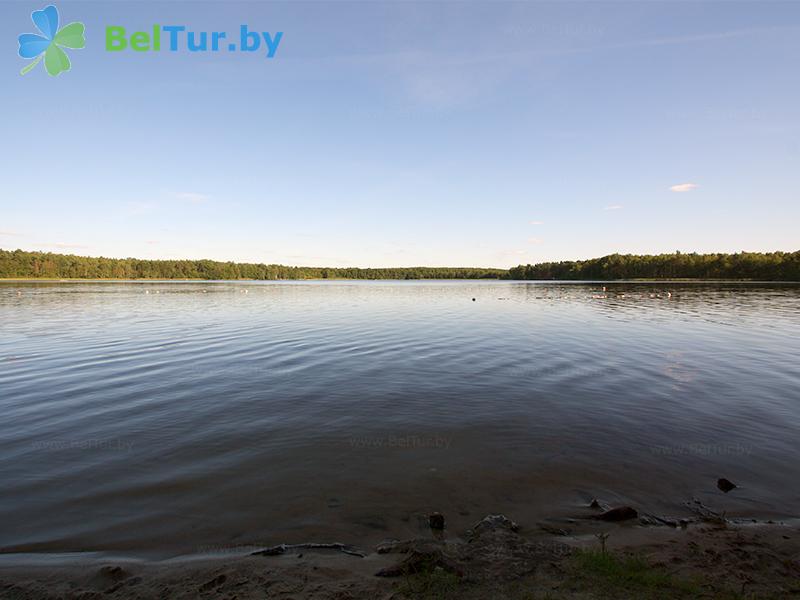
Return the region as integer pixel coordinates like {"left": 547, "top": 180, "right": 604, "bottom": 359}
{"left": 0, "top": 231, "right": 22, "bottom": 236}
{"left": 175, "top": 192, "right": 210, "bottom": 203}
{"left": 529, "top": 220, "right": 544, "bottom": 225}
{"left": 528, "top": 237, "right": 543, "bottom": 244}
{"left": 670, "top": 183, "right": 698, "bottom": 193}
{"left": 603, "top": 205, "right": 624, "bottom": 211}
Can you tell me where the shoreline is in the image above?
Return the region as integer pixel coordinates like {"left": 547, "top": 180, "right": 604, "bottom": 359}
{"left": 2, "top": 278, "right": 799, "bottom": 283}
{"left": 1, "top": 510, "right": 797, "bottom": 599}
{"left": 2, "top": 500, "right": 798, "bottom": 565}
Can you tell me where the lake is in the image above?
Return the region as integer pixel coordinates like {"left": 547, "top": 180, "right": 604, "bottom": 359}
{"left": 1, "top": 280, "right": 799, "bottom": 558}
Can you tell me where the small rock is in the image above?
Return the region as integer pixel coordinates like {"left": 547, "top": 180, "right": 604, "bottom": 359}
{"left": 472, "top": 514, "right": 520, "bottom": 533}
{"left": 717, "top": 478, "right": 737, "bottom": 493}
{"left": 598, "top": 506, "right": 638, "bottom": 521}
{"left": 429, "top": 512, "right": 445, "bottom": 530}
{"left": 589, "top": 499, "right": 600, "bottom": 509}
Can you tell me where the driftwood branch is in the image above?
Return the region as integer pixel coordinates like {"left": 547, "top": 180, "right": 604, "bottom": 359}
{"left": 251, "top": 542, "right": 365, "bottom": 558}
{"left": 684, "top": 498, "right": 727, "bottom": 523}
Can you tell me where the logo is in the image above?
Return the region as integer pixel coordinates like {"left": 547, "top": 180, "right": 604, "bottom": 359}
{"left": 15, "top": 5, "right": 282, "bottom": 77}
{"left": 18, "top": 5, "right": 85, "bottom": 77}
{"left": 104, "top": 25, "right": 282, "bottom": 57}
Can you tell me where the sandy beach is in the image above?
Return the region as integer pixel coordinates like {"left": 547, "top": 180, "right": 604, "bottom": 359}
{"left": 2, "top": 507, "right": 798, "bottom": 599}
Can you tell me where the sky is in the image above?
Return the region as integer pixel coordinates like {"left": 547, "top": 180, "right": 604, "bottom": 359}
{"left": 1, "top": 0, "right": 799, "bottom": 268}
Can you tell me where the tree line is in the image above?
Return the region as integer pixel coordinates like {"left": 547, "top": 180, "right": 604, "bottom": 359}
{"left": 0, "top": 249, "right": 503, "bottom": 280}
{"left": 507, "top": 251, "right": 800, "bottom": 281}
{"left": 1, "top": 249, "right": 798, "bottom": 280}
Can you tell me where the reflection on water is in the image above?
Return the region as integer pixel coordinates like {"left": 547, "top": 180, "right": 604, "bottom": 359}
{"left": 1, "top": 281, "right": 799, "bottom": 557}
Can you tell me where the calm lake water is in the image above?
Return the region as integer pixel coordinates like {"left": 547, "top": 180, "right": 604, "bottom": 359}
{"left": 1, "top": 281, "right": 799, "bottom": 558}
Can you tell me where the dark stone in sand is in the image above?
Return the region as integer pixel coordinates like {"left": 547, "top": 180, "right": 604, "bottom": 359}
{"left": 429, "top": 512, "right": 445, "bottom": 530}
{"left": 589, "top": 499, "right": 601, "bottom": 509}
{"left": 598, "top": 506, "right": 638, "bottom": 521}
{"left": 717, "top": 478, "right": 737, "bottom": 493}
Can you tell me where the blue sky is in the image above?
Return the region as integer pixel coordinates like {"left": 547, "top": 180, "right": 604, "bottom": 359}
{"left": 2, "top": 1, "right": 799, "bottom": 268}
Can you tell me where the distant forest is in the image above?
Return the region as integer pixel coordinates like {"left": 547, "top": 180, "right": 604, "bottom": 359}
{"left": 1, "top": 249, "right": 798, "bottom": 281}
{"left": 0, "top": 249, "right": 503, "bottom": 280}
{"left": 507, "top": 251, "right": 800, "bottom": 281}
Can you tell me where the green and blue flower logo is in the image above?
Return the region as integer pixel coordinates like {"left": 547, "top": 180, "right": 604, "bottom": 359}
{"left": 18, "top": 5, "right": 85, "bottom": 76}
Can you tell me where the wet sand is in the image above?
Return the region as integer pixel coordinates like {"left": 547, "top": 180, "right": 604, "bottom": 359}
{"left": 2, "top": 508, "right": 798, "bottom": 599}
